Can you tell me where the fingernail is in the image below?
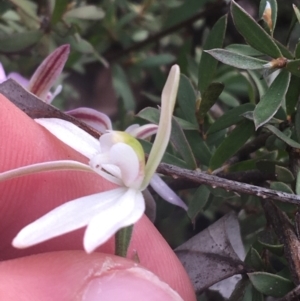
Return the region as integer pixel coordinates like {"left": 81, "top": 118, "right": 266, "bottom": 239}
{"left": 82, "top": 267, "right": 183, "bottom": 301}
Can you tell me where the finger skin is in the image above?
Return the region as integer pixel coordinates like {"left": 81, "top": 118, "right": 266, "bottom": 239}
{"left": 0, "top": 251, "right": 184, "bottom": 301}
{"left": 0, "top": 94, "right": 195, "bottom": 301}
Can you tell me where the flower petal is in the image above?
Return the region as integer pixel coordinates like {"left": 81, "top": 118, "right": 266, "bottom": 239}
{"left": 66, "top": 107, "right": 113, "bottom": 133}
{"left": 83, "top": 188, "right": 142, "bottom": 253}
{"left": 0, "top": 160, "right": 92, "bottom": 182}
{"left": 142, "top": 65, "right": 180, "bottom": 189}
{"left": 109, "top": 143, "right": 142, "bottom": 188}
{"left": 0, "top": 63, "right": 7, "bottom": 83}
{"left": 126, "top": 124, "right": 158, "bottom": 139}
{"left": 28, "top": 44, "right": 70, "bottom": 101}
{"left": 7, "top": 72, "right": 29, "bottom": 87}
{"left": 90, "top": 154, "right": 123, "bottom": 186}
{"left": 12, "top": 187, "right": 127, "bottom": 249}
{"left": 45, "top": 84, "right": 63, "bottom": 104}
{"left": 119, "top": 191, "right": 145, "bottom": 227}
{"left": 150, "top": 174, "right": 188, "bottom": 210}
{"left": 35, "top": 118, "right": 100, "bottom": 159}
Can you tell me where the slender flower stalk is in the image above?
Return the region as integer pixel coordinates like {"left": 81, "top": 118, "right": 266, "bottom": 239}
{"left": 0, "top": 65, "right": 186, "bottom": 253}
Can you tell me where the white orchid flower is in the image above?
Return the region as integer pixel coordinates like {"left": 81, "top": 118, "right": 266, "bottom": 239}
{"left": 0, "top": 65, "right": 187, "bottom": 253}
{"left": 0, "top": 44, "right": 69, "bottom": 103}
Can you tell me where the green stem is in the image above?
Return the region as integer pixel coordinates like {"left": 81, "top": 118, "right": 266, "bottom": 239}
{"left": 115, "top": 225, "right": 133, "bottom": 257}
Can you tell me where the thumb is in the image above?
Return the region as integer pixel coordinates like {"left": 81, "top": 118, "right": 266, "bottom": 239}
{"left": 0, "top": 251, "right": 184, "bottom": 301}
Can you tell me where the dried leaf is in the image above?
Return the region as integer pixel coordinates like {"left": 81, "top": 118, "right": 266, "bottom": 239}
{"left": 175, "top": 212, "right": 245, "bottom": 293}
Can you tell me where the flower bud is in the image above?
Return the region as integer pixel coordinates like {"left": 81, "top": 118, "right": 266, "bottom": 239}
{"left": 262, "top": 1, "right": 272, "bottom": 32}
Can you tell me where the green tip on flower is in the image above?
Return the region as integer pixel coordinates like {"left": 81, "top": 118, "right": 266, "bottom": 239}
{"left": 111, "top": 131, "right": 145, "bottom": 162}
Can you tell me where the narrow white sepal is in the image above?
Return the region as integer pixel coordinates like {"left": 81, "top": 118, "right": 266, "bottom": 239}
{"left": 83, "top": 188, "right": 140, "bottom": 253}
{"left": 0, "top": 160, "right": 93, "bottom": 182}
{"left": 35, "top": 118, "right": 100, "bottom": 159}
{"left": 150, "top": 173, "right": 188, "bottom": 210}
{"left": 12, "top": 187, "right": 127, "bottom": 248}
{"left": 142, "top": 65, "right": 180, "bottom": 189}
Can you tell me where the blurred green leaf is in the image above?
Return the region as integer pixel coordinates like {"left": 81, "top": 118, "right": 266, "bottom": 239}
{"left": 65, "top": 5, "right": 105, "bottom": 20}
{"left": 137, "top": 106, "right": 197, "bottom": 168}
{"left": 67, "top": 34, "right": 108, "bottom": 67}
{"left": 275, "top": 165, "right": 294, "bottom": 183}
{"left": 252, "top": 286, "right": 264, "bottom": 301}
{"left": 136, "top": 54, "right": 176, "bottom": 68}
{"left": 139, "top": 140, "right": 187, "bottom": 168}
{"left": 228, "top": 278, "right": 251, "bottom": 301}
{"left": 164, "top": 0, "right": 209, "bottom": 29}
{"left": 265, "top": 124, "right": 300, "bottom": 148}
{"left": 285, "top": 59, "right": 300, "bottom": 77}
{"left": 270, "top": 181, "right": 294, "bottom": 194}
{"left": 173, "top": 117, "right": 198, "bottom": 130}
{"left": 253, "top": 71, "right": 290, "bottom": 129}
{"left": 0, "top": 30, "right": 43, "bottom": 53}
{"left": 205, "top": 49, "right": 268, "bottom": 70}
{"left": 206, "top": 129, "right": 226, "bottom": 148}
{"left": 244, "top": 247, "right": 264, "bottom": 271}
{"left": 295, "top": 41, "right": 300, "bottom": 59}
{"left": 225, "top": 44, "right": 263, "bottom": 56}
{"left": 220, "top": 90, "right": 240, "bottom": 107}
{"left": 248, "top": 70, "right": 268, "bottom": 98}
{"left": 230, "top": 151, "right": 277, "bottom": 172}
{"left": 198, "top": 15, "right": 227, "bottom": 94}
{"left": 177, "top": 74, "right": 197, "bottom": 125}
{"left": 197, "top": 82, "right": 224, "bottom": 121}
{"left": 296, "top": 171, "right": 300, "bottom": 195}
{"left": 112, "top": 64, "right": 135, "bottom": 111}
{"left": 10, "top": 0, "right": 39, "bottom": 21}
{"left": 185, "top": 131, "right": 212, "bottom": 166}
{"left": 188, "top": 185, "right": 210, "bottom": 223}
{"left": 275, "top": 41, "right": 293, "bottom": 59}
{"left": 256, "top": 159, "right": 278, "bottom": 174}
{"left": 231, "top": 1, "right": 281, "bottom": 58}
{"left": 248, "top": 272, "right": 294, "bottom": 297}
{"left": 258, "top": 230, "right": 284, "bottom": 256}
{"left": 0, "top": 2, "right": 10, "bottom": 14}
{"left": 137, "top": 107, "right": 198, "bottom": 130}
{"left": 171, "top": 118, "right": 197, "bottom": 169}
{"left": 295, "top": 99, "right": 300, "bottom": 143}
{"left": 51, "top": 0, "right": 68, "bottom": 25}
{"left": 209, "top": 120, "right": 255, "bottom": 170}
{"left": 208, "top": 103, "right": 255, "bottom": 134}
{"left": 286, "top": 75, "right": 300, "bottom": 116}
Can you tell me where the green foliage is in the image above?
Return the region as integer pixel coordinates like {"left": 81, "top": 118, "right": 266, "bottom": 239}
{"left": 248, "top": 272, "right": 294, "bottom": 297}
{"left": 253, "top": 71, "right": 290, "bottom": 129}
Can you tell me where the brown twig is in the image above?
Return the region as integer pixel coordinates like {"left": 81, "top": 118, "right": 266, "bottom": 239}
{"left": 0, "top": 79, "right": 101, "bottom": 139}
{"left": 157, "top": 163, "right": 300, "bottom": 205}
{"left": 4, "top": 79, "right": 300, "bottom": 207}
